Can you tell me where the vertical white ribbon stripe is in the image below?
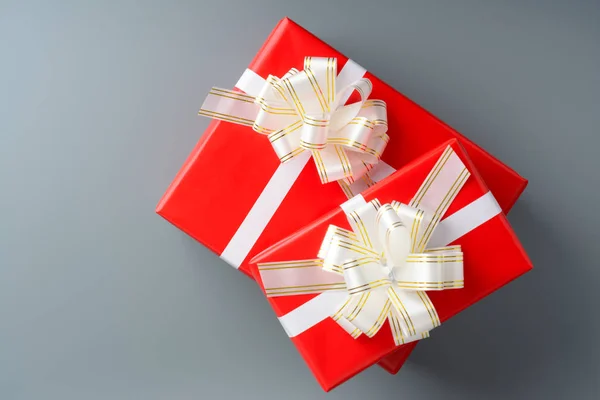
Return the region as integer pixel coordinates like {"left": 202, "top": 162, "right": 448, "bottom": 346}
{"left": 220, "top": 151, "right": 312, "bottom": 268}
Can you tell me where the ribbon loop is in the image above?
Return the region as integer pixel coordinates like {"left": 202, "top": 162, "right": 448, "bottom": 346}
{"left": 300, "top": 114, "right": 330, "bottom": 150}
{"left": 345, "top": 198, "right": 383, "bottom": 250}
{"left": 376, "top": 204, "right": 411, "bottom": 270}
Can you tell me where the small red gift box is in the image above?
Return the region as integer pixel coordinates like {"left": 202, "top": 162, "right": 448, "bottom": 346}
{"left": 250, "top": 139, "right": 532, "bottom": 391}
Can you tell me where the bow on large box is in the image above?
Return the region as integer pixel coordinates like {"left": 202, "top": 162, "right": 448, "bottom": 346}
{"left": 199, "top": 56, "right": 389, "bottom": 189}
{"left": 258, "top": 146, "right": 472, "bottom": 344}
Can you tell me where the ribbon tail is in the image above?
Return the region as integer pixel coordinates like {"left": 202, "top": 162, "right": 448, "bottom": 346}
{"left": 388, "top": 309, "right": 430, "bottom": 346}
{"left": 387, "top": 286, "right": 440, "bottom": 337}
{"left": 341, "top": 290, "right": 391, "bottom": 338}
{"left": 257, "top": 259, "right": 346, "bottom": 297}
{"left": 198, "top": 87, "right": 259, "bottom": 127}
{"left": 331, "top": 295, "right": 362, "bottom": 339}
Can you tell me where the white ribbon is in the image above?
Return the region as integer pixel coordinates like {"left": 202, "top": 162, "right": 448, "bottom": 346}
{"left": 258, "top": 146, "right": 501, "bottom": 344}
{"left": 199, "top": 57, "right": 389, "bottom": 186}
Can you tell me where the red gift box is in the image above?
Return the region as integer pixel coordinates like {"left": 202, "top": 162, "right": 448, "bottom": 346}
{"left": 156, "top": 17, "right": 528, "bottom": 374}
{"left": 250, "top": 139, "right": 532, "bottom": 391}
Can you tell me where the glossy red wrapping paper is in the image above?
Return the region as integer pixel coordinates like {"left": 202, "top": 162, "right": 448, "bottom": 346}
{"left": 250, "top": 140, "right": 532, "bottom": 390}
{"left": 156, "top": 17, "right": 528, "bottom": 374}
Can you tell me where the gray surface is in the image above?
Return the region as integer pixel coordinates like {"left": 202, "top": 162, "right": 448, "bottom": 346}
{"left": 1, "top": 0, "right": 599, "bottom": 398}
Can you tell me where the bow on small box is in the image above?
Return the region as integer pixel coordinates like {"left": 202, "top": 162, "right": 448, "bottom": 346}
{"left": 258, "top": 147, "right": 469, "bottom": 344}
{"left": 199, "top": 57, "right": 389, "bottom": 185}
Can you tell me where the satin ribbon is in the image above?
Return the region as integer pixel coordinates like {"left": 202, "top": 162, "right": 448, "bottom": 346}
{"left": 199, "top": 57, "right": 389, "bottom": 186}
{"left": 258, "top": 146, "right": 473, "bottom": 345}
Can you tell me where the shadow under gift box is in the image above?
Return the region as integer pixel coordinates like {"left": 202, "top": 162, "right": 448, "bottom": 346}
{"left": 156, "top": 17, "right": 528, "bottom": 374}
{"left": 249, "top": 140, "right": 533, "bottom": 391}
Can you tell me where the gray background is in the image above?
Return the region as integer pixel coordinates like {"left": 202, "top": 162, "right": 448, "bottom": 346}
{"left": 1, "top": 0, "right": 599, "bottom": 399}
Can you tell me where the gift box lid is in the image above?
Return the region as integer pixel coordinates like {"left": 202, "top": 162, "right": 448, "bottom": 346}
{"left": 250, "top": 139, "right": 533, "bottom": 391}
{"left": 156, "top": 17, "right": 527, "bottom": 279}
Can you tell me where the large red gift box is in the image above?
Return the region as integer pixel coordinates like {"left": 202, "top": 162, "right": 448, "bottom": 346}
{"left": 250, "top": 139, "right": 533, "bottom": 391}
{"left": 156, "top": 17, "right": 528, "bottom": 373}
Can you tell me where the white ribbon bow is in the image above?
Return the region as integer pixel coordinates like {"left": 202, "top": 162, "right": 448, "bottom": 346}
{"left": 258, "top": 147, "right": 470, "bottom": 345}
{"left": 199, "top": 57, "right": 389, "bottom": 184}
